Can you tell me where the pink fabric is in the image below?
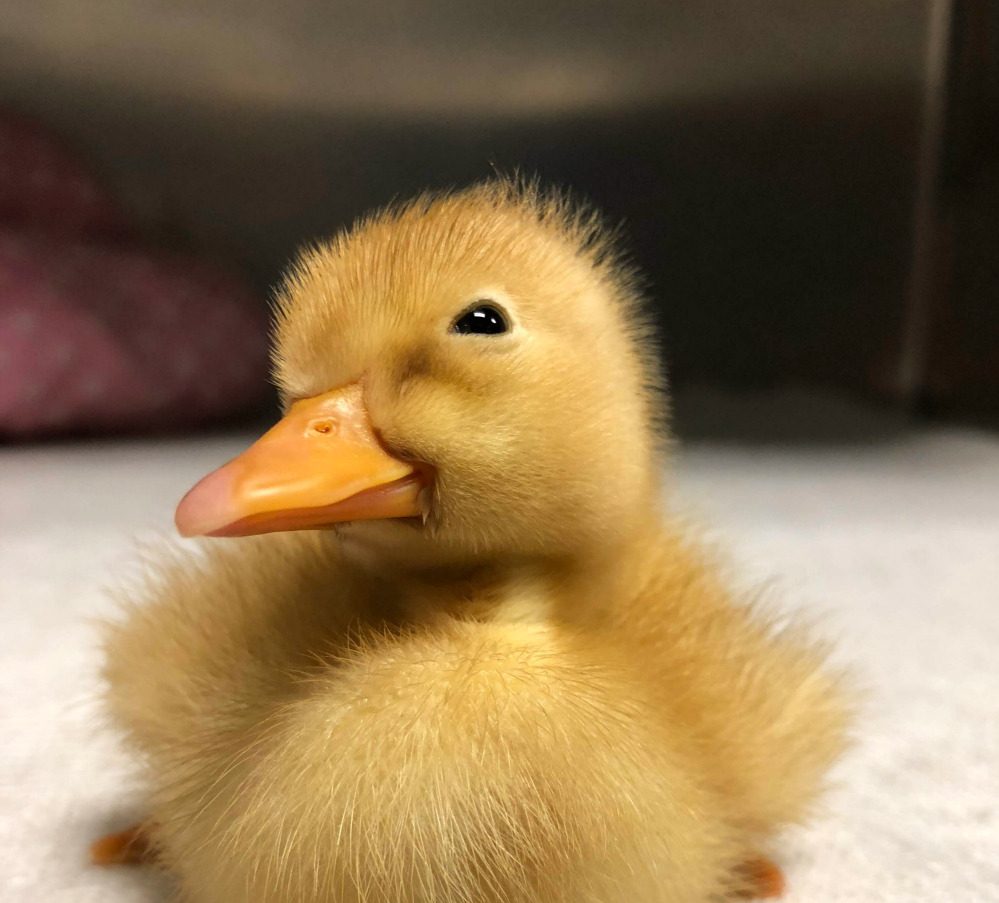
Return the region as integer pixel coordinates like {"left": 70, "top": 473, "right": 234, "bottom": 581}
{"left": 0, "top": 110, "right": 128, "bottom": 239}
{"left": 0, "top": 110, "right": 269, "bottom": 437}
{"left": 0, "top": 232, "right": 268, "bottom": 435}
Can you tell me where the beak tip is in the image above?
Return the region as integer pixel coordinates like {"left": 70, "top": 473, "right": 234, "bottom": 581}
{"left": 173, "top": 513, "right": 201, "bottom": 538}
{"left": 174, "top": 499, "right": 207, "bottom": 538}
{"left": 174, "top": 468, "right": 234, "bottom": 538}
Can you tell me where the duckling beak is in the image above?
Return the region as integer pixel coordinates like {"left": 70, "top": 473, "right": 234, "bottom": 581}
{"left": 175, "top": 384, "right": 423, "bottom": 537}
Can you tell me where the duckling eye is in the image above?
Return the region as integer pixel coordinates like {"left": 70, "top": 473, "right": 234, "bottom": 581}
{"left": 450, "top": 303, "right": 509, "bottom": 336}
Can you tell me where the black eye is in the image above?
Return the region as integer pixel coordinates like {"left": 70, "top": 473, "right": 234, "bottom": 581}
{"left": 451, "top": 303, "right": 509, "bottom": 335}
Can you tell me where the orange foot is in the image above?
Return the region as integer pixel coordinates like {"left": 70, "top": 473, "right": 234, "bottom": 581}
{"left": 91, "top": 823, "right": 155, "bottom": 866}
{"left": 734, "top": 856, "right": 786, "bottom": 899}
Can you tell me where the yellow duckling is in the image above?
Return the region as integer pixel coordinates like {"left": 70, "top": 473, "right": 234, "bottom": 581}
{"left": 98, "top": 180, "right": 848, "bottom": 902}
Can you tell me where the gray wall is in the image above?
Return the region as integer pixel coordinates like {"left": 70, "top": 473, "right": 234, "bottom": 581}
{"left": 0, "top": 1, "right": 934, "bottom": 394}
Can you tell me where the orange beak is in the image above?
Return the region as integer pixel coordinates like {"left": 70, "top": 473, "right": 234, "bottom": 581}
{"left": 175, "top": 384, "right": 424, "bottom": 537}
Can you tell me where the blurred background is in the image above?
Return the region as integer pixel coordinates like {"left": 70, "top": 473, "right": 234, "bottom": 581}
{"left": 0, "top": 0, "right": 995, "bottom": 436}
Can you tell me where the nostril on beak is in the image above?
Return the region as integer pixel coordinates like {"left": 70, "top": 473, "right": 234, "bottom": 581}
{"left": 310, "top": 419, "right": 336, "bottom": 435}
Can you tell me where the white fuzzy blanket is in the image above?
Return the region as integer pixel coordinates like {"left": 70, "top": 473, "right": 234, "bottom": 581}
{"left": 2, "top": 423, "right": 997, "bottom": 901}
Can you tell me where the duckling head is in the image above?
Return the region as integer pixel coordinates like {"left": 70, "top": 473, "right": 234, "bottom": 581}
{"left": 176, "top": 180, "right": 667, "bottom": 567}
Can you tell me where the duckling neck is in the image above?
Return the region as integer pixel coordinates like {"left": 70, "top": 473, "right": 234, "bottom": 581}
{"left": 342, "top": 512, "right": 664, "bottom": 627}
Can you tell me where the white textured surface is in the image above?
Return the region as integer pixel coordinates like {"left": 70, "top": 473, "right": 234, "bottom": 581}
{"left": 1, "top": 425, "right": 998, "bottom": 901}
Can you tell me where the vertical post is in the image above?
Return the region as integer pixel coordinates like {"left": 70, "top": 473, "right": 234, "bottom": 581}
{"left": 895, "top": 0, "right": 954, "bottom": 402}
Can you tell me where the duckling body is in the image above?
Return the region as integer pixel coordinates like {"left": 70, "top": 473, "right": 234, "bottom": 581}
{"left": 103, "top": 182, "right": 848, "bottom": 902}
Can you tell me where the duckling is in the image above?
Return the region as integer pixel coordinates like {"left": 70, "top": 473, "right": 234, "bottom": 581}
{"left": 99, "top": 180, "right": 849, "bottom": 903}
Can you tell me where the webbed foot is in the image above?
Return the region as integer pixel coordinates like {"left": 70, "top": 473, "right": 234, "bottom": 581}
{"left": 91, "top": 823, "right": 154, "bottom": 866}
{"left": 734, "top": 855, "right": 786, "bottom": 898}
